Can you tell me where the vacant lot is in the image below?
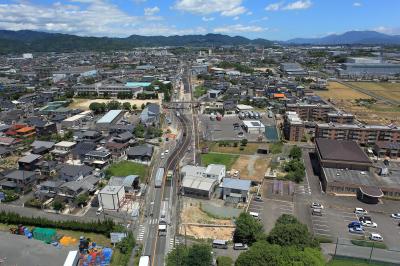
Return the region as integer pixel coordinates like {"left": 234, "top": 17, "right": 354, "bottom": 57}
{"left": 70, "top": 98, "right": 160, "bottom": 110}
{"left": 105, "top": 161, "right": 148, "bottom": 181}
{"left": 316, "top": 82, "right": 371, "bottom": 100}
{"left": 203, "top": 141, "right": 261, "bottom": 155}
{"left": 348, "top": 82, "right": 400, "bottom": 103}
{"left": 201, "top": 153, "right": 239, "bottom": 170}
{"left": 231, "top": 155, "right": 270, "bottom": 182}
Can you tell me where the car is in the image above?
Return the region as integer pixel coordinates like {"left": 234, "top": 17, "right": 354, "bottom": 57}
{"left": 349, "top": 226, "right": 364, "bottom": 235}
{"left": 361, "top": 220, "right": 377, "bottom": 228}
{"left": 354, "top": 208, "right": 368, "bottom": 215}
{"left": 312, "top": 208, "right": 322, "bottom": 216}
{"left": 254, "top": 196, "right": 263, "bottom": 202}
{"left": 348, "top": 221, "right": 362, "bottom": 228}
{"left": 359, "top": 216, "right": 372, "bottom": 222}
{"left": 164, "top": 149, "right": 169, "bottom": 154}
{"left": 161, "top": 152, "right": 165, "bottom": 159}
{"left": 233, "top": 243, "right": 248, "bottom": 250}
{"left": 369, "top": 233, "right": 383, "bottom": 242}
{"left": 233, "top": 170, "right": 239, "bottom": 177}
{"left": 391, "top": 213, "right": 400, "bottom": 219}
{"left": 311, "top": 202, "right": 324, "bottom": 209}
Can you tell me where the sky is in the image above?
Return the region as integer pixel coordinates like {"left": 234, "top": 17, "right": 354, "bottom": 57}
{"left": 0, "top": 0, "right": 399, "bottom": 40}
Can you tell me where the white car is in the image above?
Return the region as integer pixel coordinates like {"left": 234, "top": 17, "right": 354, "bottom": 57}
{"left": 311, "top": 202, "right": 324, "bottom": 209}
{"left": 164, "top": 149, "right": 169, "bottom": 154}
{"left": 391, "top": 213, "right": 400, "bottom": 219}
{"left": 354, "top": 208, "right": 368, "bottom": 215}
{"left": 161, "top": 152, "right": 165, "bottom": 159}
{"left": 369, "top": 233, "right": 383, "bottom": 242}
{"left": 361, "top": 220, "right": 377, "bottom": 228}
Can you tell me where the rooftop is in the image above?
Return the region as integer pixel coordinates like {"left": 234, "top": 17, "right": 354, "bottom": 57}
{"left": 316, "top": 138, "right": 371, "bottom": 164}
{"left": 97, "top": 110, "right": 123, "bottom": 124}
{"left": 221, "top": 178, "right": 251, "bottom": 191}
{"left": 100, "top": 185, "right": 124, "bottom": 194}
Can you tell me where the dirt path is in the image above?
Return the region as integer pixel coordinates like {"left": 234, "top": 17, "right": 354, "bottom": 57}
{"left": 247, "top": 155, "right": 257, "bottom": 177}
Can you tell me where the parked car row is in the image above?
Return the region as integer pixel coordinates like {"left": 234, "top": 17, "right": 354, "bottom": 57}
{"left": 238, "top": 111, "right": 261, "bottom": 120}
{"left": 212, "top": 240, "right": 248, "bottom": 250}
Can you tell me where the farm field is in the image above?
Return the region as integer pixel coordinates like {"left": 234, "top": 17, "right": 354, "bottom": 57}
{"left": 315, "top": 82, "right": 400, "bottom": 124}
{"left": 348, "top": 82, "right": 400, "bottom": 103}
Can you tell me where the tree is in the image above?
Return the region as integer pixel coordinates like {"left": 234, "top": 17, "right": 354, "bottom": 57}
{"left": 133, "top": 123, "right": 145, "bottom": 138}
{"left": 89, "top": 102, "right": 106, "bottom": 114}
{"left": 166, "top": 245, "right": 188, "bottom": 266}
{"left": 132, "top": 104, "right": 137, "bottom": 111}
{"left": 241, "top": 139, "right": 248, "bottom": 146}
{"left": 217, "top": 256, "right": 233, "bottom": 266}
{"left": 141, "top": 103, "right": 146, "bottom": 110}
{"left": 107, "top": 100, "right": 121, "bottom": 110}
{"left": 233, "top": 212, "right": 264, "bottom": 245}
{"left": 74, "top": 193, "right": 89, "bottom": 207}
{"left": 52, "top": 200, "right": 65, "bottom": 212}
{"left": 186, "top": 244, "right": 212, "bottom": 266}
{"left": 122, "top": 102, "right": 131, "bottom": 111}
{"left": 289, "top": 146, "right": 302, "bottom": 160}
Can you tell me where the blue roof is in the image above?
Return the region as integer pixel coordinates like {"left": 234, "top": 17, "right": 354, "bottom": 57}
{"left": 222, "top": 178, "right": 251, "bottom": 191}
{"left": 125, "top": 82, "right": 151, "bottom": 88}
{"left": 97, "top": 110, "right": 123, "bottom": 124}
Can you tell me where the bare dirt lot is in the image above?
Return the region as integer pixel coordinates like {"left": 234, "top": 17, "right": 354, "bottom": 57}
{"left": 315, "top": 81, "right": 400, "bottom": 124}
{"left": 70, "top": 98, "right": 161, "bottom": 110}
{"left": 180, "top": 200, "right": 234, "bottom": 240}
{"left": 231, "top": 155, "right": 270, "bottom": 182}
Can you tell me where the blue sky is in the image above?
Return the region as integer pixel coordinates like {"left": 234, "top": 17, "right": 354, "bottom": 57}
{"left": 0, "top": 0, "right": 399, "bottom": 40}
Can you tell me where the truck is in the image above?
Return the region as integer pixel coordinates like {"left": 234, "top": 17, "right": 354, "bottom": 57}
{"left": 139, "top": 256, "right": 151, "bottom": 266}
{"left": 158, "top": 201, "right": 168, "bottom": 236}
{"left": 154, "top": 167, "right": 164, "bottom": 188}
{"left": 167, "top": 170, "right": 173, "bottom": 181}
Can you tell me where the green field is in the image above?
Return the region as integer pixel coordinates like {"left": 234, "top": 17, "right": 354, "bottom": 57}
{"left": 327, "top": 257, "right": 391, "bottom": 266}
{"left": 105, "top": 161, "right": 148, "bottom": 181}
{"left": 201, "top": 153, "right": 239, "bottom": 170}
{"left": 194, "top": 86, "right": 207, "bottom": 98}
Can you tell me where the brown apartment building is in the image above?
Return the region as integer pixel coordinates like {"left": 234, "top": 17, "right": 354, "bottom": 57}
{"left": 327, "top": 112, "right": 355, "bottom": 124}
{"left": 315, "top": 123, "right": 400, "bottom": 145}
{"left": 286, "top": 103, "right": 334, "bottom": 121}
{"left": 283, "top": 112, "right": 305, "bottom": 141}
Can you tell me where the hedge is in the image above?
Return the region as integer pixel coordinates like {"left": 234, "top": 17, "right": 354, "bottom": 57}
{"left": 0, "top": 211, "right": 116, "bottom": 236}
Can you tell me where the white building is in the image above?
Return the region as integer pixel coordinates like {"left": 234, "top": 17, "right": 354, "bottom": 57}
{"left": 242, "top": 120, "right": 265, "bottom": 134}
{"left": 181, "top": 164, "right": 226, "bottom": 183}
{"left": 98, "top": 185, "right": 125, "bottom": 210}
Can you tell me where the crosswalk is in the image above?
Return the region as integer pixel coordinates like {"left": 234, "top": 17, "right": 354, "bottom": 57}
{"left": 136, "top": 225, "right": 145, "bottom": 242}
{"left": 296, "top": 184, "right": 311, "bottom": 195}
{"left": 169, "top": 237, "right": 183, "bottom": 248}
{"left": 149, "top": 218, "right": 158, "bottom": 225}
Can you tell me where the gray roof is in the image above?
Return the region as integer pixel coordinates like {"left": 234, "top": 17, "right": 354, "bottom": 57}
{"left": 5, "top": 170, "right": 36, "bottom": 180}
{"left": 31, "top": 141, "right": 55, "bottom": 150}
{"left": 109, "top": 175, "right": 139, "bottom": 187}
{"left": 18, "top": 154, "right": 42, "bottom": 163}
{"left": 316, "top": 138, "right": 371, "bottom": 164}
{"left": 58, "top": 164, "right": 94, "bottom": 177}
{"left": 127, "top": 144, "right": 153, "bottom": 157}
{"left": 323, "top": 168, "right": 378, "bottom": 187}
{"left": 221, "top": 178, "right": 251, "bottom": 191}
{"left": 205, "top": 164, "right": 225, "bottom": 176}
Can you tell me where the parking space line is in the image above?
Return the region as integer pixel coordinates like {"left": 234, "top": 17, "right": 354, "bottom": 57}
{"left": 313, "top": 223, "right": 329, "bottom": 227}
{"left": 314, "top": 232, "right": 332, "bottom": 237}
{"left": 267, "top": 198, "right": 294, "bottom": 204}
{"left": 314, "top": 228, "right": 331, "bottom": 232}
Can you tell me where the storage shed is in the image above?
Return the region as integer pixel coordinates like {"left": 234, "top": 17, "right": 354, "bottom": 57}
{"left": 98, "top": 185, "right": 125, "bottom": 210}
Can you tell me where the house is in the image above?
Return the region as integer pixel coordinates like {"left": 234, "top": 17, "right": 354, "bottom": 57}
{"left": 98, "top": 185, "right": 125, "bottom": 210}
{"left": 58, "top": 175, "right": 98, "bottom": 203}
{"left": 109, "top": 124, "right": 135, "bottom": 135}
{"left": 25, "top": 117, "right": 57, "bottom": 136}
{"left": 126, "top": 144, "right": 153, "bottom": 161}
{"left": 221, "top": 178, "right": 251, "bottom": 203}
{"left": 106, "top": 141, "right": 128, "bottom": 158}
{"left": 140, "top": 103, "right": 160, "bottom": 126}
{"left": 31, "top": 141, "right": 55, "bottom": 155}
{"left": 0, "top": 170, "right": 37, "bottom": 193}
{"left": 35, "top": 180, "right": 64, "bottom": 200}
{"left": 109, "top": 175, "right": 139, "bottom": 193}
{"left": 113, "top": 131, "right": 134, "bottom": 143}
{"left": 83, "top": 148, "right": 112, "bottom": 168}
{"left": 18, "top": 154, "right": 42, "bottom": 171}
{"left": 181, "top": 164, "right": 226, "bottom": 183}
{"left": 71, "top": 142, "right": 97, "bottom": 161}
{"left": 0, "top": 146, "right": 13, "bottom": 158}
{"left": 57, "top": 164, "right": 94, "bottom": 182}
{"left": 35, "top": 160, "right": 57, "bottom": 177}
{"left": 0, "top": 137, "right": 19, "bottom": 146}
{"left": 51, "top": 141, "right": 76, "bottom": 162}
{"left": 75, "top": 130, "right": 103, "bottom": 143}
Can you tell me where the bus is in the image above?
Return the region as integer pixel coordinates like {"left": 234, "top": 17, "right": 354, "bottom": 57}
{"left": 155, "top": 167, "right": 164, "bottom": 188}
{"left": 139, "top": 256, "right": 150, "bottom": 266}
{"left": 158, "top": 201, "right": 168, "bottom": 236}
{"left": 166, "top": 170, "right": 173, "bottom": 181}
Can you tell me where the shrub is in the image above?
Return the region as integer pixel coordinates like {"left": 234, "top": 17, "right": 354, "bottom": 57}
{"left": 0, "top": 190, "right": 20, "bottom": 202}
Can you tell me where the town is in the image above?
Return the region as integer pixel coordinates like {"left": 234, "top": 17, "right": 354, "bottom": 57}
{"left": 1, "top": 27, "right": 400, "bottom": 266}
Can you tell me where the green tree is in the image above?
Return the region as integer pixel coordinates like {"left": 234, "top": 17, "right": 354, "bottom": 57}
{"left": 52, "top": 200, "right": 65, "bottom": 212}
{"left": 241, "top": 139, "right": 248, "bottom": 146}
{"left": 233, "top": 212, "right": 264, "bottom": 245}
{"left": 186, "top": 244, "right": 212, "bottom": 266}
{"left": 289, "top": 146, "right": 302, "bottom": 160}
{"left": 122, "top": 102, "right": 131, "bottom": 111}
{"left": 133, "top": 123, "right": 145, "bottom": 138}
{"left": 89, "top": 102, "right": 106, "bottom": 114}
{"left": 132, "top": 104, "right": 137, "bottom": 111}
{"left": 107, "top": 100, "right": 121, "bottom": 110}
{"left": 141, "top": 103, "right": 146, "bottom": 110}
{"left": 74, "top": 193, "right": 89, "bottom": 206}
{"left": 166, "top": 245, "right": 188, "bottom": 266}
{"left": 217, "top": 256, "right": 233, "bottom": 266}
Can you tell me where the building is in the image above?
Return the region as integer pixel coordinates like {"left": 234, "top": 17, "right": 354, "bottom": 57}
{"left": 242, "top": 120, "right": 265, "bottom": 134}
{"left": 286, "top": 103, "right": 334, "bottom": 121}
{"left": 73, "top": 82, "right": 150, "bottom": 97}
{"left": 140, "top": 104, "right": 160, "bottom": 126}
{"left": 373, "top": 141, "right": 400, "bottom": 159}
{"left": 61, "top": 111, "right": 92, "bottom": 129}
{"left": 181, "top": 164, "right": 226, "bottom": 183}
{"left": 83, "top": 148, "right": 112, "bottom": 168}
{"left": 337, "top": 62, "right": 400, "bottom": 78}
{"left": 108, "top": 175, "right": 139, "bottom": 193}
{"left": 221, "top": 178, "right": 251, "bottom": 203}
{"left": 0, "top": 170, "right": 37, "bottom": 193}
{"left": 327, "top": 112, "right": 355, "bottom": 124}
{"left": 98, "top": 185, "right": 125, "bottom": 210}
{"left": 283, "top": 111, "right": 305, "bottom": 141}
{"left": 181, "top": 176, "right": 217, "bottom": 199}
{"left": 18, "top": 154, "right": 42, "bottom": 171}
{"left": 315, "top": 123, "right": 400, "bottom": 145}
{"left": 126, "top": 144, "right": 153, "bottom": 161}
{"left": 51, "top": 141, "right": 76, "bottom": 162}
{"left": 58, "top": 164, "right": 94, "bottom": 182}
{"left": 280, "top": 63, "right": 308, "bottom": 77}
{"left": 96, "top": 110, "right": 124, "bottom": 131}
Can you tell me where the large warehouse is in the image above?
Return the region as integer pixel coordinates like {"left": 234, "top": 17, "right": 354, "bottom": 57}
{"left": 96, "top": 110, "right": 124, "bottom": 131}
{"left": 181, "top": 176, "right": 217, "bottom": 199}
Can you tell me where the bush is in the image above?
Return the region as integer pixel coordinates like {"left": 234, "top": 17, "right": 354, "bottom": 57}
{"left": 0, "top": 190, "right": 20, "bottom": 202}
{"left": 0, "top": 211, "right": 117, "bottom": 236}
{"left": 25, "top": 198, "right": 43, "bottom": 209}
{"left": 217, "top": 256, "right": 233, "bottom": 266}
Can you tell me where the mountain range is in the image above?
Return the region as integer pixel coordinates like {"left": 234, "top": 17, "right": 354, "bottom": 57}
{"left": 287, "top": 31, "right": 400, "bottom": 45}
{"left": 0, "top": 30, "right": 399, "bottom": 54}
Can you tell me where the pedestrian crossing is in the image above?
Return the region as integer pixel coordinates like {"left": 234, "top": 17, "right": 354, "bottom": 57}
{"left": 296, "top": 184, "right": 311, "bottom": 195}
{"left": 169, "top": 237, "right": 183, "bottom": 248}
{"left": 136, "top": 225, "right": 145, "bottom": 242}
{"left": 149, "top": 218, "right": 158, "bottom": 224}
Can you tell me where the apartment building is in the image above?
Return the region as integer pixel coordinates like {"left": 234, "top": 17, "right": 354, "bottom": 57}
{"left": 327, "top": 112, "right": 355, "bottom": 124}
{"left": 283, "top": 111, "right": 305, "bottom": 141}
{"left": 315, "top": 123, "right": 400, "bottom": 145}
{"left": 286, "top": 103, "right": 334, "bottom": 121}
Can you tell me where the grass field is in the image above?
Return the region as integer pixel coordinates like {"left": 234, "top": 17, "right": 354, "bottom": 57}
{"left": 203, "top": 141, "right": 260, "bottom": 155}
{"left": 348, "top": 82, "right": 400, "bottom": 103}
{"left": 194, "top": 86, "right": 207, "bottom": 98}
{"left": 201, "top": 153, "right": 239, "bottom": 170}
{"left": 105, "top": 161, "right": 148, "bottom": 181}
{"left": 316, "top": 82, "right": 371, "bottom": 100}
{"left": 327, "top": 257, "right": 390, "bottom": 266}
{"left": 70, "top": 98, "right": 160, "bottom": 110}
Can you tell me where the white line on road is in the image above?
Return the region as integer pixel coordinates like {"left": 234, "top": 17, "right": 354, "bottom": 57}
{"left": 313, "top": 223, "right": 329, "bottom": 227}
{"left": 314, "top": 228, "right": 331, "bottom": 232}
{"left": 314, "top": 232, "right": 332, "bottom": 237}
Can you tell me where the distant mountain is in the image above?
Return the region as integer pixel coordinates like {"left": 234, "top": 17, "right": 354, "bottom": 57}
{"left": 0, "top": 30, "right": 273, "bottom": 54}
{"left": 287, "top": 31, "right": 400, "bottom": 45}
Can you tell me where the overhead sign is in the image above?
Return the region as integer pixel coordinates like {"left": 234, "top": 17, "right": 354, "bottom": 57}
{"left": 110, "top": 232, "right": 127, "bottom": 244}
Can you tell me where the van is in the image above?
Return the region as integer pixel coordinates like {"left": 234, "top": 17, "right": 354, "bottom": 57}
{"left": 96, "top": 206, "right": 103, "bottom": 215}
{"left": 233, "top": 243, "right": 248, "bottom": 250}
{"left": 312, "top": 208, "right": 322, "bottom": 216}
{"left": 249, "top": 211, "right": 260, "bottom": 219}
{"left": 212, "top": 240, "right": 228, "bottom": 249}
{"left": 370, "top": 233, "right": 383, "bottom": 241}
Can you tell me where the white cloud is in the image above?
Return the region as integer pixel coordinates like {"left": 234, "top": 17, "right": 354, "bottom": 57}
{"left": 283, "top": 0, "right": 312, "bottom": 10}
{"left": 233, "top": 16, "right": 240, "bottom": 20}
{"left": 265, "top": 2, "right": 283, "bottom": 11}
{"left": 202, "top": 16, "right": 215, "bottom": 22}
{"left": 0, "top": 1, "right": 201, "bottom": 37}
{"left": 266, "top": 0, "right": 312, "bottom": 11}
{"left": 374, "top": 26, "right": 400, "bottom": 35}
{"left": 353, "top": 2, "right": 362, "bottom": 7}
{"left": 213, "top": 24, "right": 265, "bottom": 34}
{"left": 174, "top": 0, "right": 246, "bottom": 16}
{"left": 246, "top": 11, "right": 253, "bottom": 15}
{"left": 144, "top": 6, "right": 160, "bottom": 16}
